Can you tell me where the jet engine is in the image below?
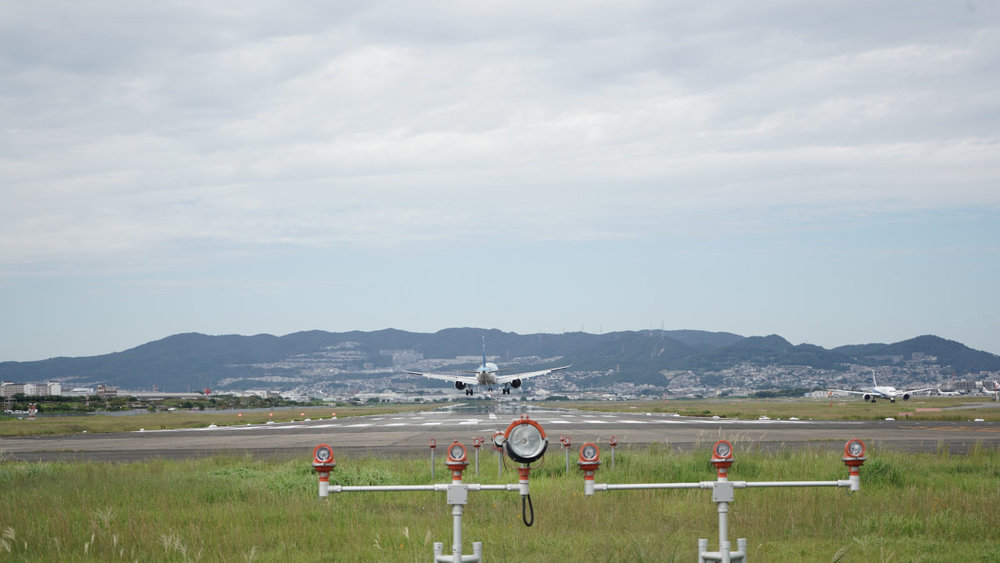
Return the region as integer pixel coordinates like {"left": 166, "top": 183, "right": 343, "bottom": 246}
{"left": 901, "top": 393, "right": 911, "bottom": 401}
{"left": 510, "top": 379, "right": 522, "bottom": 389}
{"left": 862, "top": 394, "right": 873, "bottom": 402}
{"left": 454, "top": 381, "right": 466, "bottom": 391}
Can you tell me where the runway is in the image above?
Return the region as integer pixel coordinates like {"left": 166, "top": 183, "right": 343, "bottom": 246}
{"left": 5, "top": 404, "right": 999, "bottom": 462}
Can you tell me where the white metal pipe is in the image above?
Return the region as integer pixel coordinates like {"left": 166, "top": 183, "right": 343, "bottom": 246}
{"left": 329, "top": 483, "right": 523, "bottom": 494}
{"left": 452, "top": 504, "right": 463, "bottom": 562}
{"left": 330, "top": 484, "right": 444, "bottom": 493}
{"left": 738, "top": 480, "right": 851, "bottom": 489}
{"left": 467, "top": 484, "right": 518, "bottom": 492}
{"left": 594, "top": 482, "right": 705, "bottom": 491}
{"left": 718, "top": 504, "right": 729, "bottom": 563}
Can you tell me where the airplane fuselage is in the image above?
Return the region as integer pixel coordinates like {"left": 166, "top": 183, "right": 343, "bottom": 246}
{"left": 865, "top": 386, "right": 907, "bottom": 402}
{"left": 475, "top": 363, "right": 500, "bottom": 386}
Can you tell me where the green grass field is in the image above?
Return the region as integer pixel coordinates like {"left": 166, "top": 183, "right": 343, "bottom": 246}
{"left": 555, "top": 396, "right": 1000, "bottom": 423}
{"left": 2, "top": 444, "right": 998, "bottom": 562}
{"left": 4, "top": 397, "right": 996, "bottom": 438}
{"left": 0, "top": 405, "right": 438, "bottom": 437}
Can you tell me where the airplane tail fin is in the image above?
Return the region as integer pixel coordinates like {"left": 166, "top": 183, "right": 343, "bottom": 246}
{"left": 871, "top": 370, "right": 878, "bottom": 388}
{"left": 482, "top": 336, "right": 487, "bottom": 368}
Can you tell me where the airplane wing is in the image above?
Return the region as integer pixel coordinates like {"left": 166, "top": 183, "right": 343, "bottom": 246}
{"left": 405, "top": 371, "right": 479, "bottom": 385}
{"left": 903, "top": 387, "right": 935, "bottom": 395}
{"left": 495, "top": 365, "right": 570, "bottom": 384}
{"left": 827, "top": 389, "right": 867, "bottom": 396}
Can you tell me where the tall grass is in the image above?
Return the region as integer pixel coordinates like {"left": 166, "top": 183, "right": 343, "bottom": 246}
{"left": 2, "top": 445, "right": 998, "bottom": 561}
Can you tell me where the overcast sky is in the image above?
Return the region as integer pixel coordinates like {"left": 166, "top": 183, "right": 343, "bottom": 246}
{"left": 2, "top": 1, "right": 999, "bottom": 362}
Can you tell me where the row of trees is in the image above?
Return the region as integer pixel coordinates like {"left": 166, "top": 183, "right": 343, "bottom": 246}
{"left": 2, "top": 394, "right": 315, "bottom": 415}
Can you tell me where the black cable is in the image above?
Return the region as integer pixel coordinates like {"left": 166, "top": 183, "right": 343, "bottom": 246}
{"left": 521, "top": 494, "right": 534, "bottom": 527}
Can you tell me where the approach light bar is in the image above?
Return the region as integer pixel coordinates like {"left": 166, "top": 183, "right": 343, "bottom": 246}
{"left": 577, "top": 442, "right": 602, "bottom": 496}
{"left": 312, "top": 443, "right": 337, "bottom": 498}
{"left": 711, "top": 440, "right": 734, "bottom": 479}
{"left": 842, "top": 438, "right": 867, "bottom": 493}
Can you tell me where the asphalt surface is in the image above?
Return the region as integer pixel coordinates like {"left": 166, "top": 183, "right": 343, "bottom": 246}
{"left": 5, "top": 403, "right": 999, "bottom": 462}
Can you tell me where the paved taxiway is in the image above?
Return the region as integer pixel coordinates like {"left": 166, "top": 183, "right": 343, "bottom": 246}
{"left": 5, "top": 404, "right": 999, "bottom": 462}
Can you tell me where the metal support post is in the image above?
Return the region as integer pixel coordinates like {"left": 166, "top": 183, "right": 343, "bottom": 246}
{"left": 609, "top": 436, "right": 617, "bottom": 469}
{"left": 429, "top": 438, "right": 437, "bottom": 479}
{"left": 472, "top": 438, "right": 482, "bottom": 477}
{"left": 560, "top": 436, "right": 572, "bottom": 474}
{"left": 317, "top": 471, "right": 329, "bottom": 498}
{"left": 449, "top": 495, "right": 465, "bottom": 562}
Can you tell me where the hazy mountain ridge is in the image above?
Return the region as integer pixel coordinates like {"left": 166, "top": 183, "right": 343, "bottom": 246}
{"left": 1, "top": 329, "right": 997, "bottom": 392}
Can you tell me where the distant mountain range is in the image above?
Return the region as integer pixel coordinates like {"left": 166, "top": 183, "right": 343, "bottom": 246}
{"left": 1, "top": 328, "right": 998, "bottom": 392}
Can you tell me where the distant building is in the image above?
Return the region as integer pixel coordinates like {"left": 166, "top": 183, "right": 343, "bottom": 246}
{"left": 1, "top": 381, "right": 63, "bottom": 397}
{"left": 955, "top": 380, "right": 980, "bottom": 393}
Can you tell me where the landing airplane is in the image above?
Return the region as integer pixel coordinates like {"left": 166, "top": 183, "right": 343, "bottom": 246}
{"left": 406, "top": 336, "right": 570, "bottom": 396}
{"left": 829, "top": 371, "right": 934, "bottom": 403}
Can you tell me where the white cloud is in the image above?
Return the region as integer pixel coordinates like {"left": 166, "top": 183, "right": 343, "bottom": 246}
{"left": 2, "top": 0, "right": 999, "bottom": 269}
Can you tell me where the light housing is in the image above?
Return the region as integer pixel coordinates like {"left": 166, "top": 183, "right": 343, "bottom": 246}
{"left": 842, "top": 438, "right": 867, "bottom": 470}
{"left": 312, "top": 443, "right": 336, "bottom": 472}
{"left": 844, "top": 439, "right": 865, "bottom": 459}
{"left": 447, "top": 441, "right": 468, "bottom": 464}
{"left": 428, "top": 438, "right": 437, "bottom": 449}
{"left": 579, "top": 442, "right": 600, "bottom": 465}
{"left": 503, "top": 416, "right": 548, "bottom": 464}
{"left": 713, "top": 440, "right": 733, "bottom": 460}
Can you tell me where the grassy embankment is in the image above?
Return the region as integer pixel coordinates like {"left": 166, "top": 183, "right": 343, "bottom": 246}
{"left": 2, "top": 444, "right": 998, "bottom": 561}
